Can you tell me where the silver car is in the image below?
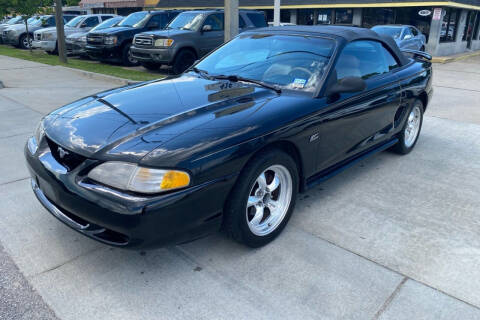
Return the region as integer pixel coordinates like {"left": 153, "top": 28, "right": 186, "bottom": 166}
{"left": 371, "top": 25, "right": 426, "bottom": 51}
{"left": 2, "top": 16, "right": 52, "bottom": 49}
{"left": 0, "top": 16, "right": 24, "bottom": 43}
{"left": 33, "top": 14, "right": 116, "bottom": 54}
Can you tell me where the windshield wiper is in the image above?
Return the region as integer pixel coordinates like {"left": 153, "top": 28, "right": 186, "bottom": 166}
{"left": 190, "top": 67, "right": 211, "bottom": 79}
{"left": 211, "top": 75, "right": 281, "bottom": 94}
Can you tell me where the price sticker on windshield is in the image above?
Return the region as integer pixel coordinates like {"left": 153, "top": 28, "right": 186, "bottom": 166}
{"left": 292, "top": 78, "right": 307, "bottom": 89}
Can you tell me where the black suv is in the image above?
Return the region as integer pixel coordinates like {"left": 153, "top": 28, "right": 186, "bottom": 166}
{"left": 131, "top": 10, "right": 267, "bottom": 74}
{"left": 86, "top": 10, "right": 180, "bottom": 66}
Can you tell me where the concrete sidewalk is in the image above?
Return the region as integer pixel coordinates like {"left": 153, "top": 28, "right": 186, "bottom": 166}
{"left": 0, "top": 55, "right": 479, "bottom": 319}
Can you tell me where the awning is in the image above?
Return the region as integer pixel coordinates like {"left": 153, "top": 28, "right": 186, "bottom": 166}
{"left": 80, "top": 0, "right": 148, "bottom": 9}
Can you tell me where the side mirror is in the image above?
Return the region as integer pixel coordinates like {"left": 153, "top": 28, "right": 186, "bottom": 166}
{"left": 202, "top": 24, "right": 212, "bottom": 32}
{"left": 403, "top": 34, "right": 413, "bottom": 40}
{"left": 326, "top": 76, "right": 366, "bottom": 99}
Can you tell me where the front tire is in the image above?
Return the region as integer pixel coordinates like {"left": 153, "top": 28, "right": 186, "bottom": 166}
{"left": 224, "top": 149, "right": 299, "bottom": 248}
{"left": 171, "top": 49, "right": 196, "bottom": 75}
{"left": 392, "top": 99, "right": 424, "bottom": 154}
{"left": 121, "top": 43, "right": 139, "bottom": 67}
{"left": 19, "top": 34, "right": 32, "bottom": 50}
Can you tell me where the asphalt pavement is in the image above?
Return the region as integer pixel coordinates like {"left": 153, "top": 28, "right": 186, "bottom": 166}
{"left": 0, "top": 54, "right": 479, "bottom": 319}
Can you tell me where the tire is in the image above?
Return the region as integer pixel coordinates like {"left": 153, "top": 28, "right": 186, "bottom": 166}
{"left": 392, "top": 99, "right": 424, "bottom": 155}
{"left": 121, "top": 43, "right": 139, "bottom": 67}
{"left": 141, "top": 62, "right": 161, "bottom": 71}
{"left": 19, "top": 34, "right": 32, "bottom": 50}
{"left": 171, "top": 49, "right": 196, "bottom": 75}
{"left": 420, "top": 45, "right": 425, "bottom": 52}
{"left": 223, "top": 149, "right": 299, "bottom": 248}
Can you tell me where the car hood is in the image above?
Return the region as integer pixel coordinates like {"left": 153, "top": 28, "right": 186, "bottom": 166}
{"left": 146, "top": 28, "right": 193, "bottom": 38}
{"left": 67, "top": 31, "right": 87, "bottom": 40}
{"left": 36, "top": 26, "right": 56, "bottom": 33}
{"left": 93, "top": 26, "right": 134, "bottom": 35}
{"left": 44, "top": 74, "right": 315, "bottom": 166}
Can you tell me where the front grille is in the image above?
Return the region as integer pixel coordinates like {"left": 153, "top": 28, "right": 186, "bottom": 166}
{"left": 87, "top": 34, "right": 103, "bottom": 45}
{"left": 134, "top": 36, "right": 153, "bottom": 47}
{"left": 46, "top": 137, "right": 86, "bottom": 171}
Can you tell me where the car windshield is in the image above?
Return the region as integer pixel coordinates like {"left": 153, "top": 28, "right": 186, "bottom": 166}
{"left": 195, "top": 34, "right": 334, "bottom": 92}
{"left": 372, "top": 26, "right": 403, "bottom": 39}
{"left": 91, "top": 16, "right": 122, "bottom": 31}
{"left": 28, "top": 16, "right": 43, "bottom": 26}
{"left": 167, "top": 12, "right": 204, "bottom": 31}
{"left": 7, "top": 16, "right": 23, "bottom": 24}
{"left": 65, "top": 16, "right": 85, "bottom": 28}
{"left": 117, "top": 11, "right": 149, "bottom": 28}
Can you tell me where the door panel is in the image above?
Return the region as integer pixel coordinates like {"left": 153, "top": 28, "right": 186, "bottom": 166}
{"left": 199, "top": 13, "right": 224, "bottom": 56}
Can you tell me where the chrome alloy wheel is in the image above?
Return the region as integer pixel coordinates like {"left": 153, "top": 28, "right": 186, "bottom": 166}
{"left": 23, "top": 36, "right": 32, "bottom": 48}
{"left": 404, "top": 105, "right": 422, "bottom": 148}
{"left": 246, "top": 165, "right": 293, "bottom": 236}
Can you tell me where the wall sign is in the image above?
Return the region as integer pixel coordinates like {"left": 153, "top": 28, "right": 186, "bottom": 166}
{"left": 433, "top": 8, "right": 442, "bottom": 20}
{"left": 418, "top": 10, "right": 432, "bottom": 17}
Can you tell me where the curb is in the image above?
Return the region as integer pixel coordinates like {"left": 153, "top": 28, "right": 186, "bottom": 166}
{"left": 52, "top": 65, "right": 139, "bottom": 86}
{"left": 432, "top": 50, "right": 480, "bottom": 64}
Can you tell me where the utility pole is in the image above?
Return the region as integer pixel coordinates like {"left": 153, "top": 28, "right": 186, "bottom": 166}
{"left": 55, "top": 0, "right": 67, "bottom": 63}
{"left": 224, "top": 0, "right": 239, "bottom": 42}
{"left": 273, "top": 0, "right": 281, "bottom": 26}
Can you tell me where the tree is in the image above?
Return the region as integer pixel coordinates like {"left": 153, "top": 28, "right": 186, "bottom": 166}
{"left": 65, "top": 0, "right": 80, "bottom": 6}
{"left": 0, "top": 0, "right": 15, "bottom": 18}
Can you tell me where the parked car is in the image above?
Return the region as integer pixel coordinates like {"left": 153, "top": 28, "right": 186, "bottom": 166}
{"left": 371, "top": 25, "right": 426, "bottom": 51}
{"left": 131, "top": 9, "right": 267, "bottom": 73}
{"left": 2, "top": 15, "right": 76, "bottom": 49}
{"left": 86, "top": 10, "right": 181, "bottom": 66}
{"left": 66, "top": 16, "right": 124, "bottom": 57}
{"left": 25, "top": 26, "right": 432, "bottom": 249}
{"left": 0, "top": 16, "right": 24, "bottom": 43}
{"left": 33, "top": 14, "right": 116, "bottom": 54}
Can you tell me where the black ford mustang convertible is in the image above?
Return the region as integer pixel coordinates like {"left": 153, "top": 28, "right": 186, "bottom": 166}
{"left": 25, "top": 26, "right": 433, "bottom": 248}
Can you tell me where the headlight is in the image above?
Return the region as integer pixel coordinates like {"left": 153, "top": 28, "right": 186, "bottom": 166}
{"left": 35, "top": 120, "right": 45, "bottom": 144}
{"left": 104, "top": 36, "right": 117, "bottom": 45}
{"left": 87, "top": 162, "right": 191, "bottom": 194}
{"left": 43, "top": 33, "right": 56, "bottom": 41}
{"left": 154, "top": 38, "right": 174, "bottom": 47}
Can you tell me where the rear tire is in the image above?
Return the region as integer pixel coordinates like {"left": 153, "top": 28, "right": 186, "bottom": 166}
{"left": 392, "top": 99, "right": 424, "bottom": 155}
{"left": 223, "top": 149, "right": 299, "bottom": 248}
{"left": 121, "top": 43, "right": 139, "bottom": 67}
{"left": 141, "top": 62, "right": 161, "bottom": 71}
{"left": 171, "top": 49, "right": 196, "bottom": 75}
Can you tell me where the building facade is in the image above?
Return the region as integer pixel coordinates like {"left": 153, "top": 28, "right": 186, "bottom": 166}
{"left": 80, "top": 0, "right": 480, "bottom": 56}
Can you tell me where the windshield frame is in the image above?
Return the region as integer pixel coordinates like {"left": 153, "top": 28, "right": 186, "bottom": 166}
{"left": 194, "top": 32, "right": 338, "bottom": 97}
{"left": 117, "top": 11, "right": 149, "bottom": 28}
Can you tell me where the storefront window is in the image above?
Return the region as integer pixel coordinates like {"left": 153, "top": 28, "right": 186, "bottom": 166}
{"left": 316, "top": 9, "right": 333, "bottom": 24}
{"left": 362, "top": 8, "right": 395, "bottom": 28}
{"left": 462, "top": 11, "right": 475, "bottom": 41}
{"left": 474, "top": 13, "right": 480, "bottom": 40}
{"left": 335, "top": 9, "right": 353, "bottom": 25}
{"left": 440, "top": 8, "right": 460, "bottom": 42}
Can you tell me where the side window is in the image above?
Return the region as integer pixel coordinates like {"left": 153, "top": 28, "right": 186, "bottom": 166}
{"left": 239, "top": 15, "right": 246, "bottom": 29}
{"left": 410, "top": 27, "right": 419, "bottom": 36}
{"left": 83, "top": 17, "right": 99, "bottom": 28}
{"left": 101, "top": 16, "right": 113, "bottom": 22}
{"left": 335, "top": 41, "right": 397, "bottom": 81}
{"left": 402, "top": 28, "right": 413, "bottom": 40}
{"left": 148, "top": 14, "right": 166, "bottom": 28}
{"left": 203, "top": 13, "right": 224, "bottom": 31}
{"left": 45, "top": 17, "right": 56, "bottom": 27}
{"left": 247, "top": 13, "right": 267, "bottom": 27}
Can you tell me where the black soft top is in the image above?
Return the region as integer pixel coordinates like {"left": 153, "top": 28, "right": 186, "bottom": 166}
{"left": 250, "top": 25, "right": 410, "bottom": 66}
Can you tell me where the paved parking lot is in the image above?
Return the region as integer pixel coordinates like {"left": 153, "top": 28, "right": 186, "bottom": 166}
{"left": 0, "top": 54, "right": 479, "bottom": 319}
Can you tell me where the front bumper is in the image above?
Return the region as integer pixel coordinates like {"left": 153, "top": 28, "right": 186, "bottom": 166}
{"left": 130, "top": 46, "right": 174, "bottom": 64}
{"left": 66, "top": 40, "right": 86, "bottom": 56}
{"left": 3, "top": 32, "right": 19, "bottom": 45}
{"left": 25, "top": 136, "right": 237, "bottom": 249}
{"left": 32, "top": 40, "right": 56, "bottom": 52}
{"left": 86, "top": 44, "right": 120, "bottom": 61}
